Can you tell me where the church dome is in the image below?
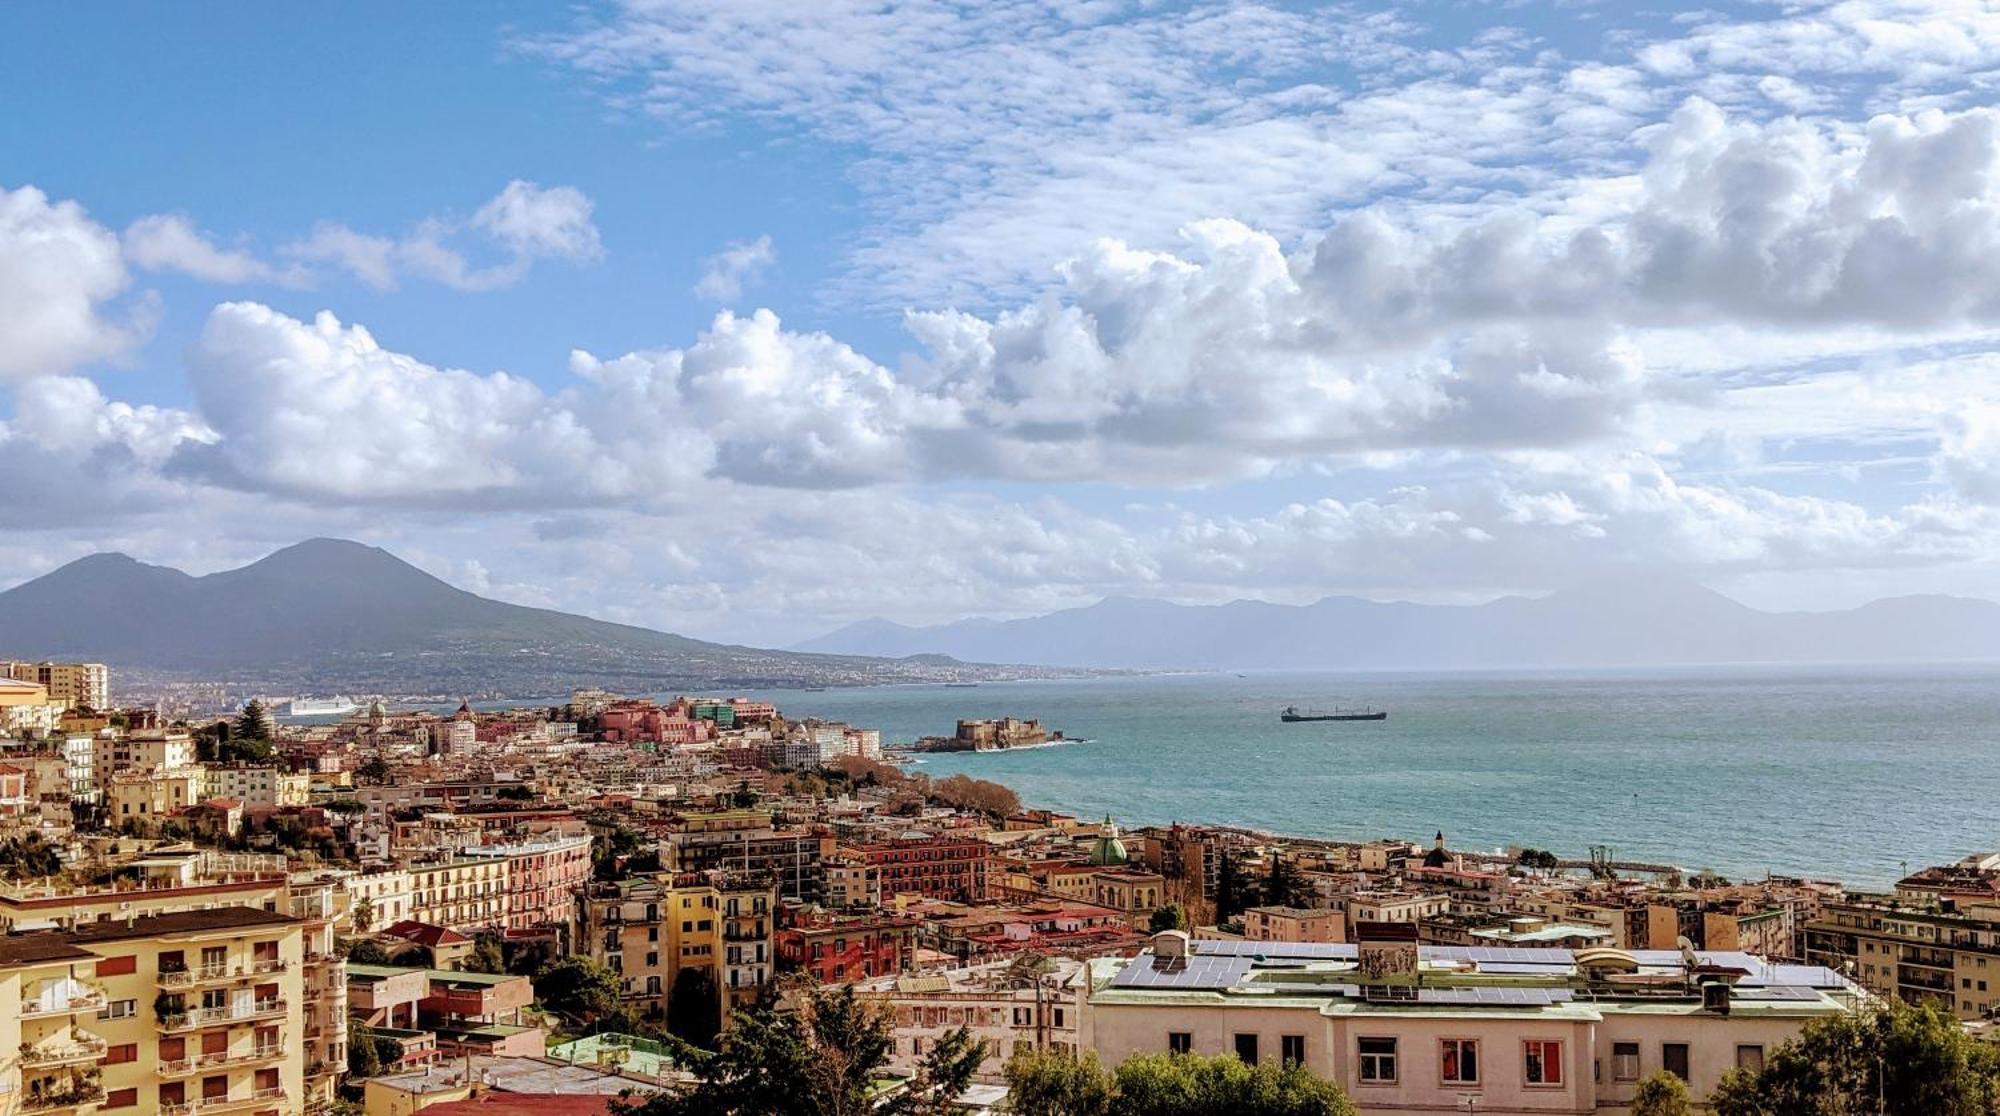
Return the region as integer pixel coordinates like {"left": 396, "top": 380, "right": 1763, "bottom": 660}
{"left": 1088, "top": 817, "right": 1128, "bottom": 867}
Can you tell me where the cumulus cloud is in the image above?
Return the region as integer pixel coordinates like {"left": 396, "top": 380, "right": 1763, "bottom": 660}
{"left": 0, "top": 184, "right": 149, "bottom": 380}
{"left": 693, "top": 235, "right": 774, "bottom": 302}
{"left": 281, "top": 180, "right": 604, "bottom": 292}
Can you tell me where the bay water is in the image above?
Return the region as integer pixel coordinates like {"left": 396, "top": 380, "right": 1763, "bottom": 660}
{"left": 746, "top": 663, "right": 2000, "bottom": 891}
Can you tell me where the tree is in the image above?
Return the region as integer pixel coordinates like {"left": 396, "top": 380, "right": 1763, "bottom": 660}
{"left": 1214, "top": 850, "right": 1245, "bottom": 922}
{"left": 465, "top": 934, "right": 506, "bottom": 975}
{"left": 1265, "top": 852, "right": 1306, "bottom": 908}
{"left": 1710, "top": 1000, "right": 2000, "bottom": 1116}
{"left": 536, "top": 956, "right": 621, "bottom": 1026}
{"left": 615, "top": 983, "right": 981, "bottom": 1116}
{"left": 1516, "top": 848, "right": 1561, "bottom": 872}
{"left": 495, "top": 784, "right": 534, "bottom": 801}
{"left": 0, "top": 833, "right": 62, "bottom": 879}
{"left": 928, "top": 774, "right": 1022, "bottom": 818}
{"left": 1005, "top": 1050, "right": 1356, "bottom": 1116}
{"left": 1148, "top": 904, "right": 1187, "bottom": 934}
{"left": 344, "top": 938, "right": 390, "bottom": 965}
{"left": 351, "top": 896, "right": 376, "bottom": 934}
{"left": 357, "top": 756, "right": 392, "bottom": 784}
{"left": 1005, "top": 1049, "right": 1115, "bottom": 1116}
{"left": 1631, "top": 1070, "right": 1692, "bottom": 1116}
{"left": 666, "top": 965, "right": 721, "bottom": 1049}
{"left": 236, "top": 699, "right": 272, "bottom": 742}
{"left": 346, "top": 1021, "right": 403, "bottom": 1079}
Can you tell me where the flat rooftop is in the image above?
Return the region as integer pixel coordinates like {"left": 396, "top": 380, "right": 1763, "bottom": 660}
{"left": 1091, "top": 940, "right": 1861, "bottom": 1018}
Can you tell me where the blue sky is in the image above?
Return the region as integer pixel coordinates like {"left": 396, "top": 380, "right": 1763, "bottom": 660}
{"left": 5, "top": 1, "right": 2000, "bottom": 646}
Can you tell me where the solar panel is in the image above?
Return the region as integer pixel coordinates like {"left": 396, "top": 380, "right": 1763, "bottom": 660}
{"left": 1733, "top": 984, "right": 1822, "bottom": 1001}
{"left": 1112, "top": 954, "right": 1254, "bottom": 990}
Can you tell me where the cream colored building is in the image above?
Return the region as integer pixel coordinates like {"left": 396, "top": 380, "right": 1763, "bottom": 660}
{"left": 854, "top": 957, "right": 1084, "bottom": 1081}
{"left": 0, "top": 677, "right": 61, "bottom": 737}
{"left": 109, "top": 766, "right": 206, "bottom": 825}
{"left": 0, "top": 906, "right": 306, "bottom": 1116}
{"left": 1244, "top": 906, "right": 1347, "bottom": 944}
{"left": 3, "top": 662, "right": 108, "bottom": 713}
{"left": 1078, "top": 932, "right": 1866, "bottom": 1114}
{"left": 94, "top": 729, "right": 198, "bottom": 795}
{"left": 204, "top": 766, "right": 313, "bottom": 810}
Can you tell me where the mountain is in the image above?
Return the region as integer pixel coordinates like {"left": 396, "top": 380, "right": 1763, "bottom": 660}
{"left": 0, "top": 539, "right": 1076, "bottom": 696}
{"left": 794, "top": 577, "right": 2000, "bottom": 671}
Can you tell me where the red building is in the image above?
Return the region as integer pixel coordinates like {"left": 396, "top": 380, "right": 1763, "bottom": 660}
{"left": 840, "top": 836, "right": 992, "bottom": 902}
{"left": 777, "top": 907, "right": 916, "bottom": 984}
{"left": 598, "top": 700, "right": 714, "bottom": 745}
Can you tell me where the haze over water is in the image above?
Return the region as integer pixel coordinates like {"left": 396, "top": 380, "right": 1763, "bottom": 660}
{"left": 750, "top": 664, "right": 2000, "bottom": 891}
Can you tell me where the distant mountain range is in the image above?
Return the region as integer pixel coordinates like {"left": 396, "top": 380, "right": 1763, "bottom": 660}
{"left": 0, "top": 539, "right": 1080, "bottom": 696}
{"left": 794, "top": 579, "right": 2000, "bottom": 671}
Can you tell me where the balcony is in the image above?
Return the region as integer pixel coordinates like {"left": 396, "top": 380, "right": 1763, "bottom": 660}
{"left": 161, "top": 999, "right": 289, "bottom": 1031}
{"left": 19, "top": 988, "right": 107, "bottom": 1018}
{"left": 251, "top": 957, "right": 288, "bottom": 975}
{"left": 161, "top": 1042, "right": 288, "bottom": 1076}
{"left": 19, "top": 1033, "right": 109, "bottom": 1069}
{"left": 192, "top": 1087, "right": 287, "bottom": 1113}
{"left": 21, "top": 1084, "right": 104, "bottom": 1112}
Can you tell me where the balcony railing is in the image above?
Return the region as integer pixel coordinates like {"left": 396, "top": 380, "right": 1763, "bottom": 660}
{"left": 161, "top": 1103, "right": 197, "bottom": 1116}
{"left": 19, "top": 990, "right": 107, "bottom": 1018}
{"left": 192, "top": 1086, "right": 286, "bottom": 1111}
{"left": 161, "top": 999, "right": 288, "bottom": 1030}
{"left": 159, "top": 963, "right": 251, "bottom": 988}
{"left": 20, "top": 1034, "right": 110, "bottom": 1069}
{"left": 251, "top": 957, "right": 287, "bottom": 975}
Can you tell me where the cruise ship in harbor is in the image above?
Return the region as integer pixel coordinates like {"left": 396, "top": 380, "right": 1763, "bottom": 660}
{"left": 281, "top": 695, "right": 360, "bottom": 717}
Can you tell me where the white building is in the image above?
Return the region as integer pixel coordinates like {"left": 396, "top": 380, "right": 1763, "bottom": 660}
{"left": 1078, "top": 932, "right": 1867, "bottom": 1114}
{"left": 855, "top": 957, "right": 1083, "bottom": 1081}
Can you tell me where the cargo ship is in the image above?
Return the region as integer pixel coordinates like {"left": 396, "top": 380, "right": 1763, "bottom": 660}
{"left": 1280, "top": 705, "right": 1386, "bottom": 722}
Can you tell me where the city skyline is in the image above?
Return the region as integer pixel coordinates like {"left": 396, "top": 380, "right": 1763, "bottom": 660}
{"left": 7, "top": 2, "right": 2000, "bottom": 647}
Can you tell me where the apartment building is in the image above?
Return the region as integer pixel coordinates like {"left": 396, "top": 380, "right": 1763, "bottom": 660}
{"left": 461, "top": 834, "right": 592, "bottom": 932}
{"left": 0, "top": 677, "right": 61, "bottom": 736}
{"left": 108, "top": 766, "right": 206, "bottom": 825}
{"left": 854, "top": 958, "right": 1084, "bottom": 1082}
{"left": 658, "top": 810, "right": 831, "bottom": 902}
{"left": 777, "top": 907, "right": 917, "bottom": 984}
{"left": 3, "top": 661, "right": 109, "bottom": 712}
{"left": 203, "top": 766, "right": 312, "bottom": 811}
{"left": 92, "top": 729, "right": 197, "bottom": 795}
{"left": 1244, "top": 906, "right": 1347, "bottom": 944}
{"left": 1079, "top": 931, "right": 1865, "bottom": 1114}
{"left": 1805, "top": 895, "right": 2000, "bottom": 1018}
{"left": 579, "top": 873, "right": 777, "bottom": 1027}
{"left": 838, "top": 835, "right": 992, "bottom": 903}
{"left": 0, "top": 907, "right": 306, "bottom": 1116}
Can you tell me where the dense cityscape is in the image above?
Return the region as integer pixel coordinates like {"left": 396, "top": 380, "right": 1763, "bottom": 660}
{"left": 0, "top": 660, "right": 1994, "bottom": 1114}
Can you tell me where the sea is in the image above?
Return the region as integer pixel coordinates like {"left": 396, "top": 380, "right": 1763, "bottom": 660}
{"left": 734, "top": 663, "right": 2000, "bottom": 891}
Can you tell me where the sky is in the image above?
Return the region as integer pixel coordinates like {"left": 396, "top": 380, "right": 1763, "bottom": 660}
{"left": 5, "top": 0, "right": 2000, "bottom": 647}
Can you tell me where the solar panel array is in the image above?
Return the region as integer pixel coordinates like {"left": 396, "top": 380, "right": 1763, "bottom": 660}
{"left": 1111, "top": 953, "right": 1254, "bottom": 991}
{"left": 1732, "top": 984, "right": 1823, "bottom": 1001}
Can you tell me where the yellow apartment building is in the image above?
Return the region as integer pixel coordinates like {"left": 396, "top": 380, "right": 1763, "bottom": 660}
{"left": 0, "top": 907, "right": 306, "bottom": 1116}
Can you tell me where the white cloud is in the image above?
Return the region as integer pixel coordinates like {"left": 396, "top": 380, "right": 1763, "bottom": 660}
{"left": 278, "top": 181, "right": 605, "bottom": 293}
{"left": 122, "top": 214, "right": 301, "bottom": 286}
{"left": 0, "top": 184, "right": 149, "bottom": 380}
{"left": 693, "top": 234, "right": 775, "bottom": 302}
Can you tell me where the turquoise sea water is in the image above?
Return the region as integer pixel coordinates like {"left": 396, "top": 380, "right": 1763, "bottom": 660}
{"left": 744, "top": 664, "right": 2000, "bottom": 890}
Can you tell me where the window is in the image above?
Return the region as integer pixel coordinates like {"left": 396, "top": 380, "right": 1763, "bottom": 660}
{"left": 95, "top": 954, "right": 136, "bottom": 977}
{"left": 99, "top": 999, "right": 136, "bottom": 1020}
{"left": 1014, "top": 1007, "right": 1034, "bottom": 1027}
{"left": 1358, "top": 1037, "right": 1398, "bottom": 1083}
{"left": 1282, "top": 1034, "right": 1306, "bottom": 1067}
{"left": 1054, "top": 1008, "right": 1066, "bottom": 1028}
{"left": 1235, "top": 1033, "right": 1259, "bottom": 1066}
{"left": 1168, "top": 1032, "right": 1193, "bottom": 1055}
{"left": 1612, "top": 1042, "right": 1640, "bottom": 1081}
{"left": 1662, "top": 1043, "right": 1690, "bottom": 1081}
{"left": 103, "top": 1089, "right": 138, "bottom": 1109}
{"left": 101, "top": 1042, "right": 137, "bottom": 1064}
{"left": 1441, "top": 1039, "right": 1479, "bottom": 1085}
{"left": 1736, "top": 1045, "right": 1765, "bottom": 1072}
{"left": 1523, "top": 1040, "right": 1562, "bottom": 1085}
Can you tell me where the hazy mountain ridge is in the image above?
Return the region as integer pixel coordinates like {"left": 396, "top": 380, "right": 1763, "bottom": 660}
{"left": 794, "top": 579, "right": 2000, "bottom": 670}
{"left": 0, "top": 539, "right": 1082, "bottom": 694}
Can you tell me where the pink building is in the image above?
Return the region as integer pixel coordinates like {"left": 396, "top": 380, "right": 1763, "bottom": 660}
{"left": 598, "top": 701, "right": 714, "bottom": 745}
